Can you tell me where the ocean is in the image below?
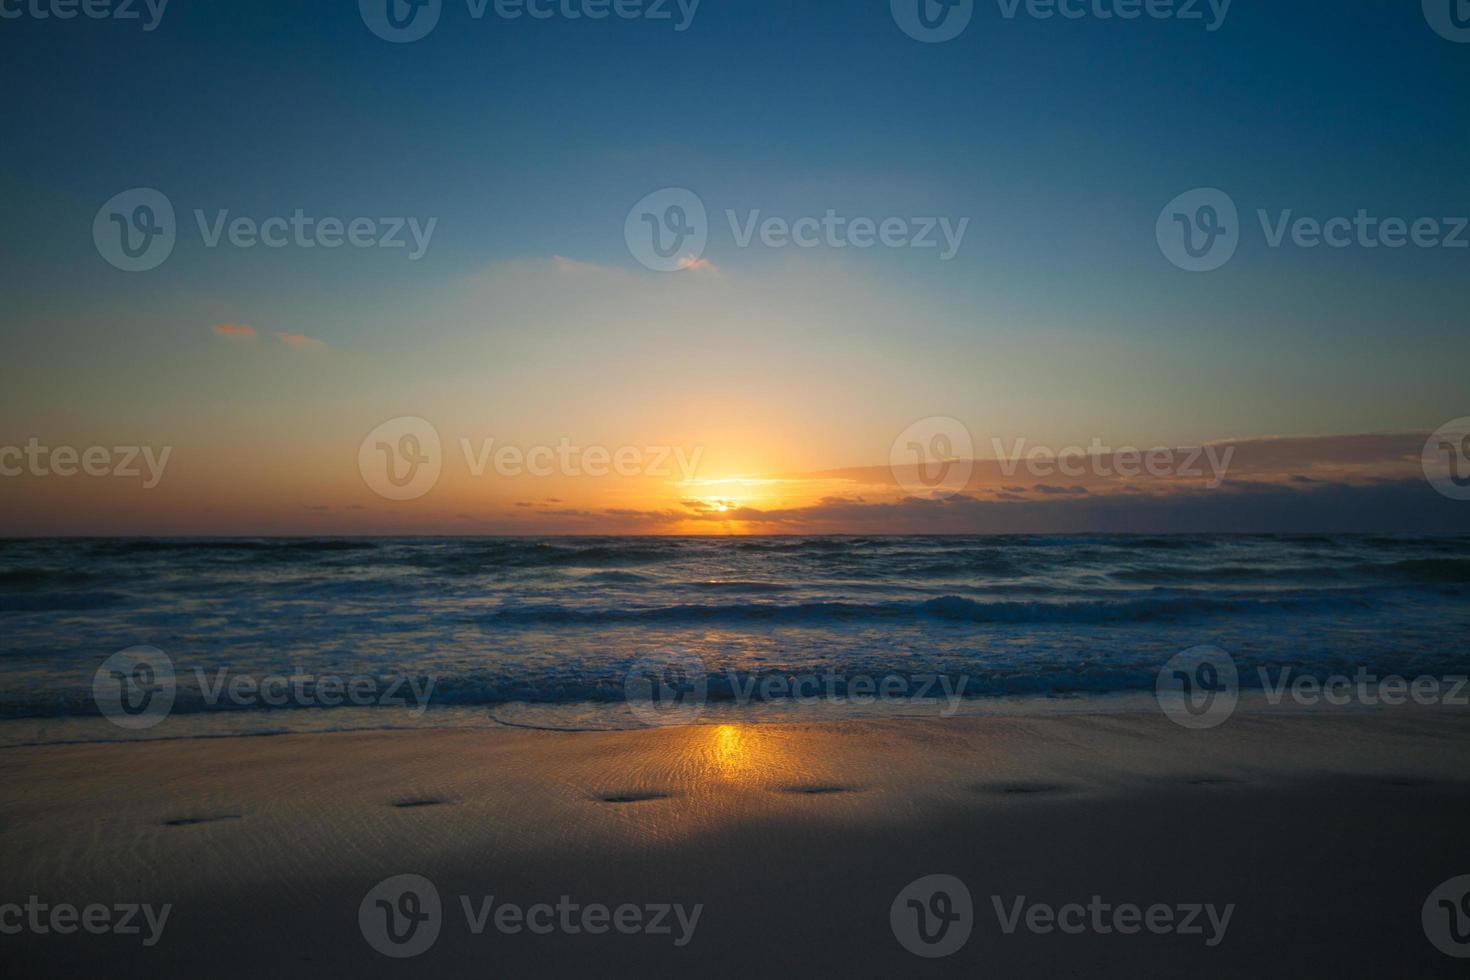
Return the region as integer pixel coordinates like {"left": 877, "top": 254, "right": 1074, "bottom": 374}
{"left": 1, "top": 534, "right": 1467, "bottom": 743}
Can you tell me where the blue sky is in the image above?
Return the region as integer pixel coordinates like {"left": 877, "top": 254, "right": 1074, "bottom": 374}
{"left": 1, "top": 0, "right": 1466, "bottom": 532}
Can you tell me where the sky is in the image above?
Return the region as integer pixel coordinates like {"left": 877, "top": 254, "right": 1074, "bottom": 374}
{"left": 1, "top": 0, "right": 1467, "bottom": 534}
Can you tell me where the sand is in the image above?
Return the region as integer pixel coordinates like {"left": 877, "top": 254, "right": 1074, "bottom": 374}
{"left": 3, "top": 705, "right": 1469, "bottom": 977}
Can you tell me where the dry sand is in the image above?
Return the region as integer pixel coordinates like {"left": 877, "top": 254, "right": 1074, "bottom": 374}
{"left": 2, "top": 706, "right": 1469, "bottom": 977}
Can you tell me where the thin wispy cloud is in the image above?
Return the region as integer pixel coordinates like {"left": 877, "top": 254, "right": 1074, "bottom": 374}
{"left": 211, "top": 323, "right": 257, "bottom": 339}
{"left": 275, "top": 332, "right": 327, "bottom": 352}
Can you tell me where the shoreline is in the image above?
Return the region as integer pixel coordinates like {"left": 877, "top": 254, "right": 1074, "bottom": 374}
{"left": 3, "top": 708, "right": 1469, "bottom": 976}
{"left": 4, "top": 687, "right": 1466, "bottom": 747}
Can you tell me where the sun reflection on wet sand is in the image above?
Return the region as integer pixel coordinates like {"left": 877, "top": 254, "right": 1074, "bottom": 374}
{"left": 683, "top": 724, "right": 816, "bottom": 790}
{"left": 706, "top": 725, "right": 751, "bottom": 782}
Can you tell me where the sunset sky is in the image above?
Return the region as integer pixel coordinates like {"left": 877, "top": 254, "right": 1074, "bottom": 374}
{"left": 1, "top": 2, "right": 1466, "bottom": 534}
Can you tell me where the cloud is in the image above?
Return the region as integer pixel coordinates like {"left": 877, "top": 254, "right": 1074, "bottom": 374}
{"left": 211, "top": 323, "right": 257, "bottom": 339}
{"left": 275, "top": 332, "right": 327, "bottom": 352}
{"left": 495, "top": 431, "right": 1469, "bottom": 535}
{"left": 652, "top": 479, "right": 1470, "bottom": 534}
{"left": 211, "top": 324, "right": 325, "bottom": 352}
{"left": 810, "top": 431, "right": 1438, "bottom": 499}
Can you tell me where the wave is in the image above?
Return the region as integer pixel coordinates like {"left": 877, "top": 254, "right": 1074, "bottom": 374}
{"left": 88, "top": 538, "right": 380, "bottom": 556}
{"left": 479, "top": 591, "right": 1366, "bottom": 627}
{"left": 0, "top": 591, "right": 128, "bottom": 613}
{"left": 0, "top": 567, "right": 101, "bottom": 591}
{"left": 1114, "top": 536, "right": 1216, "bottom": 550}
{"left": 906, "top": 556, "right": 1025, "bottom": 578}
{"left": 732, "top": 538, "right": 873, "bottom": 554}
{"left": 1108, "top": 564, "right": 1334, "bottom": 584}
{"left": 579, "top": 571, "right": 654, "bottom": 585}
{"left": 1376, "top": 558, "right": 1470, "bottom": 583}
{"left": 1108, "top": 558, "right": 1470, "bottom": 585}
{"left": 393, "top": 540, "right": 686, "bottom": 576}
{"left": 684, "top": 580, "right": 795, "bottom": 593}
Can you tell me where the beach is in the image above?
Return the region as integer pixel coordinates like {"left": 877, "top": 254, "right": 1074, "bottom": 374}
{"left": 8, "top": 1, "right": 1470, "bottom": 977}
{"left": 4, "top": 704, "right": 1468, "bottom": 977}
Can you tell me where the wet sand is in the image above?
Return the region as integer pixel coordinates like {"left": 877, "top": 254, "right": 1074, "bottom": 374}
{"left": 2, "top": 707, "right": 1469, "bottom": 977}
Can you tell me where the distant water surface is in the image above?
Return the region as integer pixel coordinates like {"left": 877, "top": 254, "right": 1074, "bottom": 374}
{"left": 1, "top": 535, "right": 1467, "bottom": 742}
